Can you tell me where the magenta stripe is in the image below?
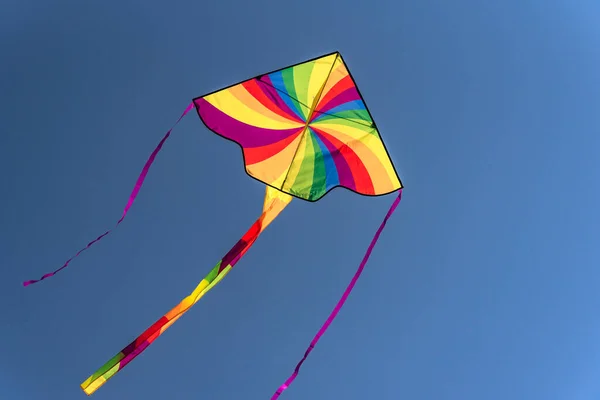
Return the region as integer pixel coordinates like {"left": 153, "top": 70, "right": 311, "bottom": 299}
{"left": 22, "top": 103, "right": 194, "bottom": 287}
{"left": 194, "top": 98, "right": 302, "bottom": 148}
{"left": 271, "top": 189, "right": 403, "bottom": 399}
{"left": 254, "top": 77, "right": 306, "bottom": 123}
{"left": 315, "top": 87, "right": 361, "bottom": 116}
{"left": 312, "top": 127, "right": 356, "bottom": 191}
{"left": 119, "top": 340, "right": 151, "bottom": 369}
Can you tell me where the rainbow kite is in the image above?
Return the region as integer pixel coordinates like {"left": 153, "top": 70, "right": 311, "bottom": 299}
{"left": 24, "top": 51, "right": 404, "bottom": 397}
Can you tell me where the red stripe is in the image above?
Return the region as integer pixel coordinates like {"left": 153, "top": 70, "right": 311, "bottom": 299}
{"left": 243, "top": 80, "right": 304, "bottom": 123}
{"left": 314, "top": 75, "right": 354, "bottom": 115}
{"left": 311, "top": 127, "right": 375, "bottom": 195}
{"left": 244, "top": 128, "right": 303, "bottom": 165}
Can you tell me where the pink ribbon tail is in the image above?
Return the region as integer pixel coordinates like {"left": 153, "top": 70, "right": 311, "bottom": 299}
{"left": 23, "top": 102, "right": 195, "bottom": 287}
{"left": 271, "top": 189, "right": 403, "bottom": 399}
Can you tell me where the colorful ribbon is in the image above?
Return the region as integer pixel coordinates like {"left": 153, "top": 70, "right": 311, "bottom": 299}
{"left": 23, "top": 103, "right": 195, "bottom": 287}
{"left": 271, "top": 189, "right": 402, "bottom": 399}
{"left": 81, "top": 186, "right": 293, "bottom": 395}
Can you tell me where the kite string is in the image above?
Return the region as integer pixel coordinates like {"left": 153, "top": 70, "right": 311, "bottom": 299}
{"left": 271, "top": 189, "right": 402, "bottom": 399}
{"left": 22, "top": 102, "right": 195, "bottom": 287}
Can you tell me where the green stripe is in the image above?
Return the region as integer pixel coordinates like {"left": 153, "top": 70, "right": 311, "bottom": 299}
{"left": 308, "top": 130, "right": 327, "bottom": 199}
{"left": 312, "top": 117, "right": 380, "bottom": 138}
{"left": 314, "top": 109, "right": 372, "bottom": 124}
{"left": 87, "top": 352, "right": 125, "bottom": 383}
{"left": 291, "top": 61, "right": 316, "bottom": 119}
{"left": 290, "top": 133, "right": 315, "bottom": 198}
{"left": 205, "top": 262, "right": 221, "bottom": 283}
{"left": 281, "top": 67, "right": 306, "bottom": 120}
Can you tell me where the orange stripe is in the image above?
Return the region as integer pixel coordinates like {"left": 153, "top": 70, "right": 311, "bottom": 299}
{"left": 312, "top": 127, "right": 375, "bottom": 194}
{"left": 243, "top": 80, "right": 303, "bottom": 123}
{"left": 244, "top": 128, "right": 302, "bottom": 165}
{"left": 315, "top": 75, "right": 354, "bottom": 114}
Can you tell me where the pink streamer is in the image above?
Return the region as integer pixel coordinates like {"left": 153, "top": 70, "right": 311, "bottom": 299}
{"left": 23, "top": 103, "right": 195, "bottom": 287}
{"left": 271, "top": 189, "right": 403, "bottom": 399}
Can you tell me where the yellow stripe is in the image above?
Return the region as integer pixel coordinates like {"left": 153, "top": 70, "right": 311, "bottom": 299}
{"left": 312, "top": 123, "right": 398, "bottom": 193}
{"left": 262, "top": 187, "right": 293, "bottom": 226}
{"left": 82, "top": 376, "right": 106, "bottom": 396}
{"left": 306, "top": 54, "right": 338, "bottom": 112}
{"left": 246, "top": 133, "right": 304, "bottom": 188}
{"left": 311, "top": 120, "right": 375, "bottom": 141}
{"left": 228, "top": 84, "right": 302, "bottom": 125}
{"left": 205, "top": 90, "right": 304, "bottom": 130}
{"left": 163, "top": 279, "right": 210, "bottom": 320}
{"left": 317, "top": 57, "right": 346, "bottom": 109}
{"left": 360, "top": 133, "right": 401, "bottom": 191}
{"left": 281, "top": 127, "right": 309, "bottom": 192}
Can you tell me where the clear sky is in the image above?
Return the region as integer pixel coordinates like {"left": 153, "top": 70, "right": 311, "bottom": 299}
{"left": 2, "top": 0, "right": 600, "bottom": 399}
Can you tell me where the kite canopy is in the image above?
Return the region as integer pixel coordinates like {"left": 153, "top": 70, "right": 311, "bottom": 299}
{"left": 194, "top": 51, "right": 402, "bottom": 202}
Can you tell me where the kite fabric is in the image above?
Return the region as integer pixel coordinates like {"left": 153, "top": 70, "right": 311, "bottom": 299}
{"left": 24, "top": 51, "right": 405, "bottom": 398}
{"left": 81, "top": 186, "right": 293, "bottom": 395}
{"left": 194, "top": 51, "right": 402, "bottom": 201}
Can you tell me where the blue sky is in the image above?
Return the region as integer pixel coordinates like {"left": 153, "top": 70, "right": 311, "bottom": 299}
{"left": 2, "top": 0, "right": 600, "bottom": 399}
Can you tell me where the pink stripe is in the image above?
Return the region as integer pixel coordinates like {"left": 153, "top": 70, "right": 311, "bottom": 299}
{"left": 23, "top": 103, "right": 195, "bottom": 287}
{"left": 271, "top": 189, "right": 403, "bottom": 399}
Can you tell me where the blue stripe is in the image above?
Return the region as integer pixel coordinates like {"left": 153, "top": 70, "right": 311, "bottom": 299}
{"left": 268, "top": 71, "right": 306, "bottom": 121}
{"left": 311, "top": 100, "right": 366, "bottom": 122}
{"left": 309, "top": 127, "right": 339, "bottom": 191}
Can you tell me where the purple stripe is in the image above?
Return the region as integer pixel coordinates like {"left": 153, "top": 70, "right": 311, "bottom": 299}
{"left": 195, "top": 98, "right": 302, "bottom": 149}
{"left": 22, "top": 103, "right": 195, "bottom": 287}
{"left": 271, "top": 190, "right": 402, "bottom": 399}
{"left": 119, "top": 340, "right": 151, "bottom": 369}
{"left": 315, "top": 87, "right": 361, "bottom": 117}
{"left": 220, "top": 238, "right": 248, "bottom": 272}
{"left": 255, "top": 77, "right": 306, "bottom": 123}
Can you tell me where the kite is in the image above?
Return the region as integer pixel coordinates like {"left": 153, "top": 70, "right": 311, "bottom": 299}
{"left": 24, "top": 51, "right": 404, "bottom": 397}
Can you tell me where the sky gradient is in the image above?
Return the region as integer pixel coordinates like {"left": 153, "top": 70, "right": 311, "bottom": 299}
{"left": 2, "top": 0, "right": 600, "bottom": 399}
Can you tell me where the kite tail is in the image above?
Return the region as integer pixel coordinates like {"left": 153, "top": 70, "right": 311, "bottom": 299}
{"left": 271, "top": 189, "right": 402, "bottom": 399}
{"left": 22, "top": 103, "right": 195, "bottom": 287}
{"left": 80, "top": 187, "right": 292, "bottom": 396}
